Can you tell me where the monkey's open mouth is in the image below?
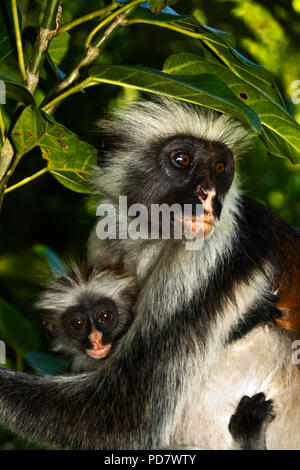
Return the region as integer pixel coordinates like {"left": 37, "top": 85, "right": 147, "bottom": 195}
{"left": 86, "top": 343, "right": 111, "bottom": 359}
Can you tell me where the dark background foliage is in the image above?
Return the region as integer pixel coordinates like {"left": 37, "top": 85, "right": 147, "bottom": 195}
{"left": 0, "top": 0, "right": 300, "bottom": 448}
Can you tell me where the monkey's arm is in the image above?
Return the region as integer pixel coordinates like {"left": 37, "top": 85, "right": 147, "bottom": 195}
{"left": 0, "top": 368, "right": 104, "bottom": 449}
{"left": 0, "top": 330, "right": 174, "bottom": 449}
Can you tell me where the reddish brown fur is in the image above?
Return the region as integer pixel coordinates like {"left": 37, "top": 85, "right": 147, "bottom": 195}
{"left": 272, "top": 217, "right": 300, "bottom": 333}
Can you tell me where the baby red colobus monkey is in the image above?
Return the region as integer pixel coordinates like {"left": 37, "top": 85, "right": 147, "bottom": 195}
{"left": 37, "top": 265, "right": 136, "bottom": 373}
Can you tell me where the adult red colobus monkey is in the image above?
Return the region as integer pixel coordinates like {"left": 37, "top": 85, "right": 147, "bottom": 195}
{"left": 0, "top": 97, "right": 299, "bottom": 449}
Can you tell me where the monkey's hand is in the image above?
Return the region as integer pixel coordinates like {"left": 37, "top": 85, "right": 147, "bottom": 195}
{"left": 228, "top": 392, "right": 275, "bottom": 450}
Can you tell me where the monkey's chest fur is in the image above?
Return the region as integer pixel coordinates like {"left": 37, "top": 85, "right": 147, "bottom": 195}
{"left": 131, "top": 204, "right": 299, "bottom": 450}
{"left": 169, "top": 323, "right": 299, "bottom": 450}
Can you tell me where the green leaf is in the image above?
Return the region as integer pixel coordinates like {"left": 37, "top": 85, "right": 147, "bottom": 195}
{"left": 0, "top": 0, "right": 22, "bottom": 62}
{"left": 147, "top": 0, "right": 178, "bottom": 15}
{"left": 0, "top": 297, "right": 40, "bottom": 355}
{"left": 50, "top": 170, "right": 92, "bottom": 194}
{"left": 33, "top": 244, "right": 67, "bottom": 277}
{"left": 163, "top": 52, "right": 300, "bottom": 163}
{"left": 185, "top": 25, "right": 284, "bottom": 108}
{"left": 172, "top": 15, "right": 236, "bottom": 46}
{"left": 140, "top": 11, "right": 278, "bottom": 102}
{"left": 0, "top": 75, "right": 35, "bottom": 105}
{"left": 10, "top": 106, "right": 98, "bottom": 193}
{"left": 25, "top": 352, "right": 70, "bottom": 376}
{"left": 88, "top": 63, "right": 261, "bottom": 132}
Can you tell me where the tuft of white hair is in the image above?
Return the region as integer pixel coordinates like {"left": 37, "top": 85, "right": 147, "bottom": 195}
{"left": 99, "top": 96, "right": 253, "bottom": 155}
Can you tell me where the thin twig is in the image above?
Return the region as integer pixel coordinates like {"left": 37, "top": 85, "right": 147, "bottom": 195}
{"left": 85, "top": 0, "right": 143, "bottom": 48}
{"left": 44, "top": 2, "right": 142, "bottom": 114}
{"left": 4, "top": 167, "right": 49, "bottom": 194}
{"left": 11, "top": 0, "right": 26, "bottom": 82}
{"left": 57, "top": 2, "right": 118, "bottom": 35}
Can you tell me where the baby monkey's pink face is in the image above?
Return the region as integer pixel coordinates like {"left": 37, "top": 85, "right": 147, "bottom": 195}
{"left": 62, "top": 297, "right": 120, "bottom": 360}
{"left": 85, "top": 329, "right": 112, "bottom": 359}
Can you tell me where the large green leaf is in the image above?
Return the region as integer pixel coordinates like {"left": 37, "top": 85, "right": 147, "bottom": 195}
{"left": 0, "top": 75, "right": 35, "bottom": 105}
{"left": 89, "top": 64, "right": 261, "bottom": 132}
{"left": 133, "top": 11, "right": 280, "bottom": 102}
{"left": 163, "top": 53, "right": 300, "bottom": 163}
{"left": 10, "top": 106, "right": 97, "bottom": 193}
{"left": 0, "top": 297, "right": 40, "bottom": 355}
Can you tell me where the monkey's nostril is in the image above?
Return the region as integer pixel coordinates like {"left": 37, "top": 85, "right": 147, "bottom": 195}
{"left": 200, "top": 190, "right": 208, "bottom": 200}
{"left": 198, "top": 186, "right": 208, "bottom": 201}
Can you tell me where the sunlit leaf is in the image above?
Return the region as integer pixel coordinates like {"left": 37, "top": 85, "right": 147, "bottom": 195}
{"left": 89, "top": 64, "right": 261, "bottom": 132}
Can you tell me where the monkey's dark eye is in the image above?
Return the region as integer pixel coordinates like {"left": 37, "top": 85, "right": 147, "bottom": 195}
{"left": 173, "top": 152, "right": 192, "bottom": 168}
{"left": 99, "top": 311, "right": 113, "bottom": 323}
{"left": 70, "top": 318, "right": 87, "bottom": 330}
{"left": 215, "top": 162, "right": 226, "bottom": 174}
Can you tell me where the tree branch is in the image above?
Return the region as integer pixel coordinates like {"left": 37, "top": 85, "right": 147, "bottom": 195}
{"left": 4, "top": 167, "right": 49, "bottom": 194}
{"left": 26, "top": 0, "right": 62, "bottom": 94}
{"left": 44, "top": 1, "right": 143, "bottom": 114}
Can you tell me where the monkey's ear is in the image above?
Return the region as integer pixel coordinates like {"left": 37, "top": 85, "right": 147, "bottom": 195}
{"left": 40, "top": 312, "right": 56, "bottom": 338}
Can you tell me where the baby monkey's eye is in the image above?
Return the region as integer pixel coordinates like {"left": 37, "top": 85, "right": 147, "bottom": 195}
{"left": 173, "top": 152, "right": 192, "bottom": 168}
{"left": 99, "top": 311, "right": 113, "bottom": 323}
{"left": 71, "top": 318, "right": 87, "bottom": 330}
{"left": 215, "top": 162, "right": 226, "bottom": 174}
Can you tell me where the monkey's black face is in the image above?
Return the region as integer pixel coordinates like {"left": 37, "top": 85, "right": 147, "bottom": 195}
{"left": 123, "top": 135, "right": 234, "bottom": 238}
{"left": 62, "top": 297, "right": 120, "bottom": 359}
{"left": 159, "top": 135, "right": 234, "bottom": 195}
